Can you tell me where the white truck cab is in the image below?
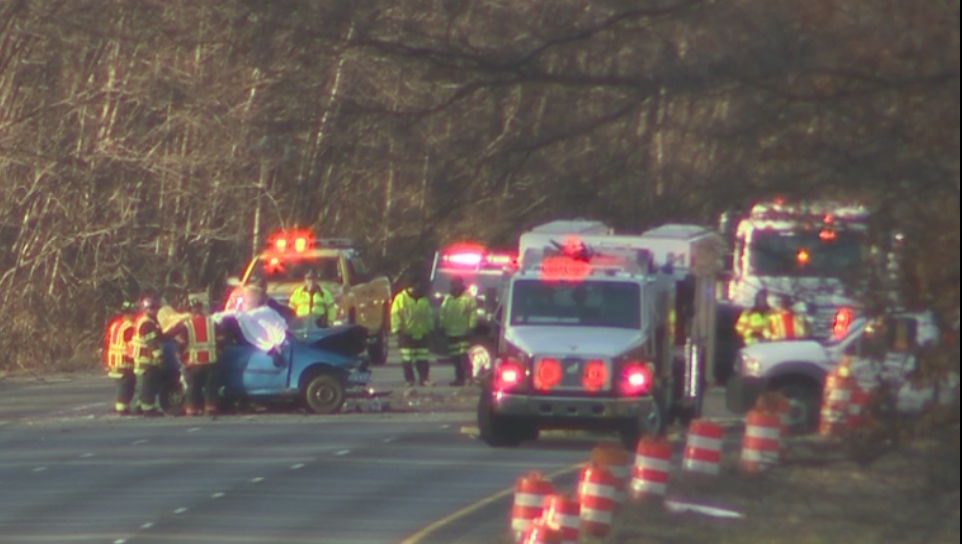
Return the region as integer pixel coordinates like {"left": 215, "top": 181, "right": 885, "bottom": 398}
{"left": 726, "top": 310, "right": 958, "bottom": 433}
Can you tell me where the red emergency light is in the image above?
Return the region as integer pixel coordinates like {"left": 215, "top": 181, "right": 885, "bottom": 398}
{"left": 620, "top": 363, "right": 652, "bottom": 395}
{"left": 534, "top": 358, "right": 562, "bottom": 390}
{"left": 440, "top": 243, "right": 518, "bottom": 270}
{"left": 833, "top": 307, "right": 853, "bottom": 339}
{"left": 269, "top": 229, "right": 314, "bottom": 253}
{"left": 494, "top": 358, "right": 526, "bottom": 392}
{"left": 582, "top": 360, "right": 607, "bottom": 392}
{"left": 541, "top": 255, "right": 592, "bottom": 280}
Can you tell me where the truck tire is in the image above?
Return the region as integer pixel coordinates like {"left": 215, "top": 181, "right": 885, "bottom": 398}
{"left": 620, "top": 387, "right": 667, "bottom": 449}
{"left": 303, "top": 373, "right": 346, "bottom": 414}
{"left": 477, "top": 389, "right": 527, "bottom": 447}
{"left": 771, "top": 378, "right": 821, "bottom": 435}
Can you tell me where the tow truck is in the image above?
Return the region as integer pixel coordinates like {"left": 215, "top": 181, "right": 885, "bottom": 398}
{"left": 476, "top": 222, "right": 723, "bottom": 448}
{"left": 225, "top": 230, "right": 393, "bottom": 365}
{"left": 428, "top": 242, "right": 518, "bottom": 374}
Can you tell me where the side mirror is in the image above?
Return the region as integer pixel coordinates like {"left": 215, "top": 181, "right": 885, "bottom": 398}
{"left": 226, "top": 276, "right": 241, "bottom": 287}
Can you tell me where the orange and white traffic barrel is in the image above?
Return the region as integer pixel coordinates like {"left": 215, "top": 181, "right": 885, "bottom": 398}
{"left": 577, "top": 463, "right": 616, "bottom": 538}
{"left": 818, "top": 371, "right": 853, "bottom": 438}
{"left": 682, "top": 420, "right": 723, "bottom": 476}
{"left": 630, "top": 435, "right": 672, "bottom": 500}
{"left": 541, "top": 493, "right": 580, "bottom": 544}
{"left": 756, "top": 391, "right": 791, "bottom": 458}
{"left": 511, "top": 472, "right": 554, "bottom": 541}
{"left": 522, "top": 518, "right": 563, "bottom": 544}
{"left": 739, "top": 409, "right": 782, "bottom": 474}
{"left": 847, "top": 383, "right": 870, "bottom": 429}
{"left": 591, "top": 443, "right": 631, "bottom": 504}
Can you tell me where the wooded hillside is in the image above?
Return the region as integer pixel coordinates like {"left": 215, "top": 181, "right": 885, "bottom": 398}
{"left": 0, "top": 0, "right": 957, "bottom": 371}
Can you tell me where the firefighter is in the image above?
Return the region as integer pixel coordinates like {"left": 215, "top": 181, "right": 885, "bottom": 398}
{"left": 288, "top": 270, "right": 336, "bottom": 326}
{"left": 439, "top": 276, "right": 478, "bottom": 386}
{"left": 769, "top": 294, "right": 808, "bottom": 341}
{"left": 167, "top": 296, "right": 221, "bottom": 416}
{"left": 390, "top": 272, "right": 434, "bottom": 388}
{"left": 735, "top": 289, "right": 772, "bottom": 346}
{"left": 105, "top": 301, "right": 138, "bottom": 415}
{"left": 130, "top": 295, "right": 166, "bottom": 417}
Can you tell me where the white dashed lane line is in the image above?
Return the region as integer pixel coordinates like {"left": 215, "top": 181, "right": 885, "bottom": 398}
{"left": 186, "top": 427, "right": 201, "bottom": 433}
{"left": 383, "top": 437, "right": 395, "bottom": 443}
{"left": 334, "top": 449, "right": 351, "bottom": 456}
{"left": 211, "top": 492, "right": 225, "bottom": 499}
{"left": 80, "top": 453, "right": 94, "bottom": 458}
{"left": 174, "top": 508, "right": 188, "bottom": 515}
{"left": 140, "top": 522, "right": 154, "bottom": 530}
{"left": 251, "top": 477, "right": 264, "bottom": 483}
{"left": 32, "top": 467, "right": 46, "bottom": 472}
{"left": 291, "top": 463, "right": 304, "bottom": 470}
{"left": 131, "top": 439, "right": 148, "bottom": 445}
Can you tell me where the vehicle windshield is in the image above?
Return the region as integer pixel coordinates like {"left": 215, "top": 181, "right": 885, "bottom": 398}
{"left": 748, "top": 228, "right": 864, "bottom": 277}
{"left": 509, "top": 279, "right": 641, "bottom": 329}
{"left": 432, "top": 270, "right": 506, "bottom": 298}
{"left": 251, "top": 255, "right": 341, "bottom": 283}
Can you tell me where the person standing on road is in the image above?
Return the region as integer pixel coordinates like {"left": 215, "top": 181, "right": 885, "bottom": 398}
{"left": 735, "top": 290, "right": 772, "bottom": 347}
{"left": 167, "top": 296, "right": 222, "bottom": 416}
{"left": 769, "top": 294, "right": 808, "bottom": 341}
{"left": 105, "top": 301, "right": 138, "bottom": 415}
{"left": 288, "top": 270, "right": 336, "bottom": 326}
{"left": 390, "top": 273, "right": 434, "bottom": 389}
{"left": 439, "top": 276, "right": 477, "bottom": 386}
{"left": 131, "top": 295, "right": 166, "bottom": 417}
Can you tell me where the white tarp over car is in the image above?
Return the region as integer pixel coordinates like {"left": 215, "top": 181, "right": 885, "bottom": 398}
{"left": 212, "top": 306, "right": 288, "bottom": 352}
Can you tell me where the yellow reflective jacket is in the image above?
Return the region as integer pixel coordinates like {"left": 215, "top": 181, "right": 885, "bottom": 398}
{"left": 288, "top": 286, "right": 336, "bottom": 324}
{"left": 768, "top": 310, "right": 808, "bottom": 341}
{"left": 390, "top": 290, "right": 433, "bottom": 339}
{"left": 735, "top": 309, "right": 770, "bottom": 345}
{"left": 439, "top": 293, "right": 478, "bottom": 337}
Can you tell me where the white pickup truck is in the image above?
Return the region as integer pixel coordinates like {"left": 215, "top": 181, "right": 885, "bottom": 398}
{"left": 726, "top": 311, "right": 959, "bottom": 434}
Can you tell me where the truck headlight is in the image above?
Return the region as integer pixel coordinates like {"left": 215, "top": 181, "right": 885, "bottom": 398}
{"left": 741, "top": 355, "right": 761, "bottom": 377}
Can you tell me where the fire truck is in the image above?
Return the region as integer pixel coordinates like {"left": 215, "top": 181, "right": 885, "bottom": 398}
{"left": 477, "top": 222, "right": 723, "bottom": 448}
{"left": 224, "top": 229, "right": 393, "bottom": 365}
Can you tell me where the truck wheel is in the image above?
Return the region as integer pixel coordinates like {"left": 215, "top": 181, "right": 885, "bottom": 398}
{"left": 772, "top": 379, "right": 820, "bottom": 435}
{"left": 303, "top": 373, "right": 346, "bottom": 414}
{"left": 477, "top": 390, "right": 527, "bottom": 447}
{"left": 368, "top": 305, "right": 389, "bottom": 366}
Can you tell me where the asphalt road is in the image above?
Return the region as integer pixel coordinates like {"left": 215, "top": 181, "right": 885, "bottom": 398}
{"left": 0, "top": 354, "right": 735, "bottom": 544}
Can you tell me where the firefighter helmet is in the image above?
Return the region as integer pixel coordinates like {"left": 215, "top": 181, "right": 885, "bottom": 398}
{"left": 140, "top": 295, "right": 161, "bottom": 311}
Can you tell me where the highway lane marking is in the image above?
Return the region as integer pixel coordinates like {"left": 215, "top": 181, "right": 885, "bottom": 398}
{"left": 383, "top": 437, "right": 395, "bottom": 443}
{"left": 290, "top": 463, "right": 305, "bottom": 470}
{"left": 186, "top": 427, "right": 201, "bottom": 433}
{"left": 334, "top": 449, "right": 351, "bottom": 456}
{"left": 0, "top": 420, "right": 9, "bottom": 427}
{"left": 114, "top": 539, "right": 127, "bottom": 544}
{"left": 131, "top": 439, "right": 148, "bottom": 445}
{"left": 398, "top": 463, "right": 584, "bottom": 544}
{"left": 174, "top": 507, "right": 188, "bottom": 514}
{"left": 80, "top": 453, "right": 94, "bottom": 458}
{"left": 32, "top": 467, "right": 46, "bottom": 472}
{"left": 211, "top": 492, "right": 225, "bottom": 499}
{"left": 440, "top": 424, "right": 450, "bottom": 429}
{"left": 251, "top": 477, "right": 264, "bottom": 483}
{"left": 140, "top": 522, "right": 154, "bottom": 529}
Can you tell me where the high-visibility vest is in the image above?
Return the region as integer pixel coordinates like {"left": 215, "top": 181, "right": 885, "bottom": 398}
{"left": 131, "top": 314, "right": 163, "bottom": 366}
{"left": 439, "top": 293, "right": 478, "bottom": 337}
{"left": 390, "top": 290, "right": 433, "bottom": 339}
{"left": 185, "top": 315, "right": 218, "bottom": 365}
{"left": 769, "top": 310, "right": 807, "bottom": 340}
{"left": 106, "top": 317, "right": 135, "bottom": 370}
{"left": 736, "top": 310, "right": 770, "bottom": 345}
{"left": 289, "top": 286, "right": 335, "bottom": 322}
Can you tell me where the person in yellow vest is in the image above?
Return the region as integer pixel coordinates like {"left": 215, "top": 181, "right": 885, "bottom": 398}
{"left": 130, "top": 295, "right": 166, "bottom": 417}
{"left": 288, "top": 270, "right": 336, "bottom": 326}
{"left": 105, "top": 301, "right": 138, "bottom": 415}
{"left": 735, "top": 290, "right": 772, "bottom": 347}
{"left": 390, "top": 273, "right": 434, "bottom": 389}
{"left": 167, "top": 296, "right": 222, "bottom": 416}
{"left": 439, "top": 277, "right": 478, "bottom": 386}
{"left": 769, "top": 294, "right": 808, "bottom": 341}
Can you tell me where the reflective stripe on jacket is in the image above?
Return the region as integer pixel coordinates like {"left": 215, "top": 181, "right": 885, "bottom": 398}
{"left": 390, "top": 290, "right": 433, "bottom": 339}
{"left": 288, "top": 286, "right": 336, "bottom": 323}
{"left": 131, "top": 314, "right": 163, "bottom": 366}
{"left": 735, "top": 310, "right": 770, "bottom": 345}
{"left": 439, "top": 293, "right": 478, "bottom": 337}
{"left": 769, "top": 310, "right": 807, "bottom": 340}
{"left": 185, "top": 315, "right": 218, "bottom": 365}
{"left": 106, "top": 317, "right": 135, "bottom": 370}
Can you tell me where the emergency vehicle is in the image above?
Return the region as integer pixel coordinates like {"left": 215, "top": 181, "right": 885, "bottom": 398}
{"left": 224, "top": 230, "right": 392, "bottom": 365}
{"left": 477, "top": 222, "right": 723, "bottom": 448}
{"left": 727, "top": 310, "right": 959, "bottom": 434}
{"left": 723, "top": 199, "right": 874, "bottom": 341}
{"left": 428, "top": 242, "right": 518, "bottom": 367}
